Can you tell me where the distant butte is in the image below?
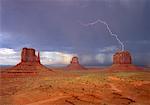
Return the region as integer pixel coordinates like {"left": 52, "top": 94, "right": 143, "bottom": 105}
{"left": 1, "top": 48, "right": 52, "bottom": 77}
{"left": 21, "top": 48, "right": 41, "bottom": 63}
{"left": 108, "top": 51, "right": 143, "bottom": 71}
{"left": 66, "top": 56, "right": 86, "bottom": 70}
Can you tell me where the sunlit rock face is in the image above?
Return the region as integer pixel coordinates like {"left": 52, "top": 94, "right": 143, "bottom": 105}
{"left": 113, "top": 51, "right": 132, "bottom": 64}
{"left": 67, "top": 57, "right": 86, "bottom": 70}
{"left": 1, "top": 48, "right": 52, "bottom": 77}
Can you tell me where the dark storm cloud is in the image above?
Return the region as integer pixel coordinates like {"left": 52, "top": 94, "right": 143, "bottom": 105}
{"left": 1, "top": 0, "right": 150, "bottom": 66}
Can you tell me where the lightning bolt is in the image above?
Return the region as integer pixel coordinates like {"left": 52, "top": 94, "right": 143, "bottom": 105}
{"left": 80, "top": 19, "right": 124, "bottom": 51}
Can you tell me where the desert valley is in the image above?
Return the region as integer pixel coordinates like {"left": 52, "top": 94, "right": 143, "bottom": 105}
{"left": 1, "top": 1, "right": 150, "bottom": 105}
{"left": 0, "top": 48, "right": 150, "bottom": 105}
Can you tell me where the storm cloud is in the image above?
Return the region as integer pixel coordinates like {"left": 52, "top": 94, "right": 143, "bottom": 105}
{"left": 0, "top": 0, "right": 150, "bottom": 66}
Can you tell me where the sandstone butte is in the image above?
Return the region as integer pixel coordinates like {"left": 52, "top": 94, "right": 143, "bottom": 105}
{"left": 108, "top": 51, "right": 143, "bottom": 71}
{"left": 1, "top": 48, "right": 52, "bottom": 77}
{"left": 66, "top": 56, "right": 86, "bottom": 70}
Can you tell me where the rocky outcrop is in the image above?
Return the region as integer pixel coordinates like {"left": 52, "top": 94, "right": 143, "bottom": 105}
{"left": 108, "top": 51, "right": 143, "bottom": 71}
{"left": 113, "top": 51, "right": 132, "bottom": 64}
{"left": 66, "top": 57, "right": 86, "bottom": 70}
{"left": 1, "top": 48, "right": 52, "bottom": 77}
{"left": 21, "top": 48, "right": 40, "bottom": 63}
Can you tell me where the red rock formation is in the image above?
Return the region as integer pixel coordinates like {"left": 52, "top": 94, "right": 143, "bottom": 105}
{"left": 67, "top": 57, "right": 86, "bottom": 70}
{"left": 108, "top": 51, "right": 143, "bottom": 71}
{"left": 21, "top": 48, "right": 40, "bottom": 63}
{"left": 1, "top": 48, "right": 52, "bottom": 77}
{"left": 71, "top": 57, "right": 79, "bottom": 64}
{"left": 113, "top": 51, "right": 132, "bottom": 64}
{"left": 37, "top": 52, "right": 40, "bottom": 63}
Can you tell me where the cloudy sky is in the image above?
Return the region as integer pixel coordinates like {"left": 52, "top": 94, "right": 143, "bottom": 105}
{"left": 0, "top": 0, "right": 150, "bottom": 66}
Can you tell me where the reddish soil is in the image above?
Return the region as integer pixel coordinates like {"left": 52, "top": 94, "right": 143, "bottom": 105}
{"left": 0, "top": 68, "right": 150, "bottom": 105}
{"left": 106, "top": 64, "right": 144, "bottom": 71}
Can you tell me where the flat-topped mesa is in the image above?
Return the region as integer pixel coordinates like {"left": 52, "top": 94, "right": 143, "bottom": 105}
{"left": 109, "top": 50, "right": 143, "bottom": 71}
{"left": 21, "top": 48, "right": 40, "bottom": 63}
{"left": 67, "top": 56, "right": 86, "bottom": 70}
{"left": 113, "top": 51, "right": 132, "bottom": 64}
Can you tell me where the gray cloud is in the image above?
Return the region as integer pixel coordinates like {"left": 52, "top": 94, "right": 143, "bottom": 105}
{"left": 1, "top": 0, "right": 150, "bottom": 66}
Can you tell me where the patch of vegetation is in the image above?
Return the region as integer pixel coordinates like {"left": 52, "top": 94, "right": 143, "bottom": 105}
{"left": 110, "top": 71, "right": 150, "bottom": 82}
{"left": 66, "top": 72, "right": 109, "bottom": 85}
{"left": 112, "top": 72, "right": 138, "bottom": 78}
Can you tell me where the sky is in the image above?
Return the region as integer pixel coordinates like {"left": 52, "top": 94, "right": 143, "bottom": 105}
{"left": 0, "top": 0, "right": 150, "bottom": 66}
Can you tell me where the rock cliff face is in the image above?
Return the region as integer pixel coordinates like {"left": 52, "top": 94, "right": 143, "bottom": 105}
{"left": 67, "top": 57, "right": 86, "bottom": 70}
{"left": 113, "top": 51, "right": 132, "bottom": 64}
{"left": 108, "top": 51, "right": 143, "bottom": 71}
{"left": 1, "top": 48, "right": 52, "bottom": 77}
{"left": 21, "top": 48, "right": 40, "bottom": 63}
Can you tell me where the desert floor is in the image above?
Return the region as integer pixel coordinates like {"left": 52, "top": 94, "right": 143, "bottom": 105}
{"left": 0, "top": 69, "right": 150, "bottom": 105}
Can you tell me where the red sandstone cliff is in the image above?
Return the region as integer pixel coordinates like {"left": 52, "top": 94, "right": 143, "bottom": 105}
{"left": 21, "top": 48, "right": 40, "bottom": 63}
{"left": 1, "top": 48, "right": 52, "bottom": 77}
{"left": 113, "top": 51, "right": 132, "bottom": 64}
{"left": 108, "top": 51, "right": 143, "bottom": 71}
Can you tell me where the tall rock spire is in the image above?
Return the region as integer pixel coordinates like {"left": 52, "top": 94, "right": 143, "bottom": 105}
{"left": 37, "top": 51, "right": 41, "bottom": 64}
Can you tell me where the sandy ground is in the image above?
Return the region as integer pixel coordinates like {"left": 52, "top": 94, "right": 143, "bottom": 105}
{"left": 0, "top": 69, "right": 150, "bottom": 105}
